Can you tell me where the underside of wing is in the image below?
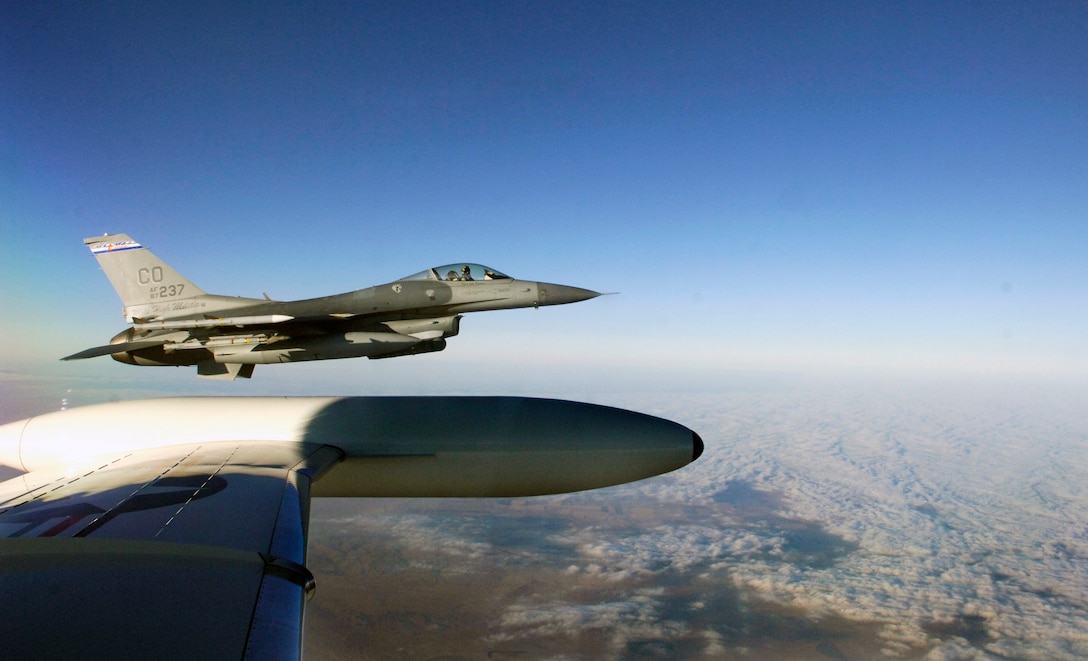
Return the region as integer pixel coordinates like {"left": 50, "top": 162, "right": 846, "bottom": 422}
{"left": 0, "top": 441, "right": 343, "bottom": 660}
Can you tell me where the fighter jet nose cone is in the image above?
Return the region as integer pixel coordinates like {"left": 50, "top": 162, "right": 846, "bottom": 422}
{"left": 692, "top": 431, "right": 704, "bottom": 462}
{"left": 537, "top": 284, "right": 601, "bottom": 306}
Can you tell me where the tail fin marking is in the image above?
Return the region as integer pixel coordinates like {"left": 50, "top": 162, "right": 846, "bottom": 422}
{"left": 84, "top": 234, "right": 207, "bottom": 321}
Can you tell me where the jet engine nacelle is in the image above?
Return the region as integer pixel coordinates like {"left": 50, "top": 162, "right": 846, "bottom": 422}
{"left": 0, "top": 397, "right": 704, "bottom": 497}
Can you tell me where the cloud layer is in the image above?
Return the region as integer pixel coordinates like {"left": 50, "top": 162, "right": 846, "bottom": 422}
{"left": 304, "top": 380, "right": 1088, "bottom": 659}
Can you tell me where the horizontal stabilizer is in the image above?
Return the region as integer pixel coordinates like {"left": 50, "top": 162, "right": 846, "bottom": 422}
{"left": 61, "top": 339, "right": 167, "bottom": 361}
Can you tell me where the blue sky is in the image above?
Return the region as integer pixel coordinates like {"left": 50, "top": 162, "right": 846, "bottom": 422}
{"left": 2, "top": 2, "right": 1086, "bottom": 411}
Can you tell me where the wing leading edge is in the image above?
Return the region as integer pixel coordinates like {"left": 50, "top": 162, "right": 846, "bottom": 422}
{"left": 0, "top": 397, "right": 702, "bottom": 659}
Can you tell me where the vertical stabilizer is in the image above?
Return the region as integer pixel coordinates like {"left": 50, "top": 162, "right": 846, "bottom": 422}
{"left": 84, "top": 234, "right": 207, "bottom": 321}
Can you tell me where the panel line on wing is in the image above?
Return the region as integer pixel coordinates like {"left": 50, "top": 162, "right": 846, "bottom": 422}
{"left": 155, "top": 444, "right": 240, "bottom": 538}
{"left": 0, "top": 454, "right": 133, "bottom": 514}
{"left": 73, "top": 447, "right": 202, "bottom": 538}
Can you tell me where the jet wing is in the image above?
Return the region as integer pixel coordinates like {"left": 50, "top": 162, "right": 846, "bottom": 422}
{"left": 0, "top": 396, "right": 701, "bottom": 659}
{"left": 0, "top": 440, "right": 343, "bottom": 660}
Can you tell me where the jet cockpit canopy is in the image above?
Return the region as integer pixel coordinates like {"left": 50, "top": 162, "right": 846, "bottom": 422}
{"left": 402, "top": 264, "right": 511, "bottom": 282}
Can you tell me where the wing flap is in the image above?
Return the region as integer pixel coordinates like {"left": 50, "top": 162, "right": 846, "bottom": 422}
{"left": 0, "top": 537, "right": 263, "bottom": 660}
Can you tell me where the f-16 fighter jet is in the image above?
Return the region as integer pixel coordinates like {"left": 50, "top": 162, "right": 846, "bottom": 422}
{"left": 63, "top": 234, "right": 600, "bottom": 379}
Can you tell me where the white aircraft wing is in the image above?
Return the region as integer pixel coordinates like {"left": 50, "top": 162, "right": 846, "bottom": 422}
{"left": 0, "top": 440, "right": 341, "bottom": 659}
{"left": 0, "top": 396, "right": 702, "bottom": 659}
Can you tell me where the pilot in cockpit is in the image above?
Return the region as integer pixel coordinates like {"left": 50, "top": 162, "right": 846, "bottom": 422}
{"left": 461, "top": 265, "right": 473, "bottom": 281}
